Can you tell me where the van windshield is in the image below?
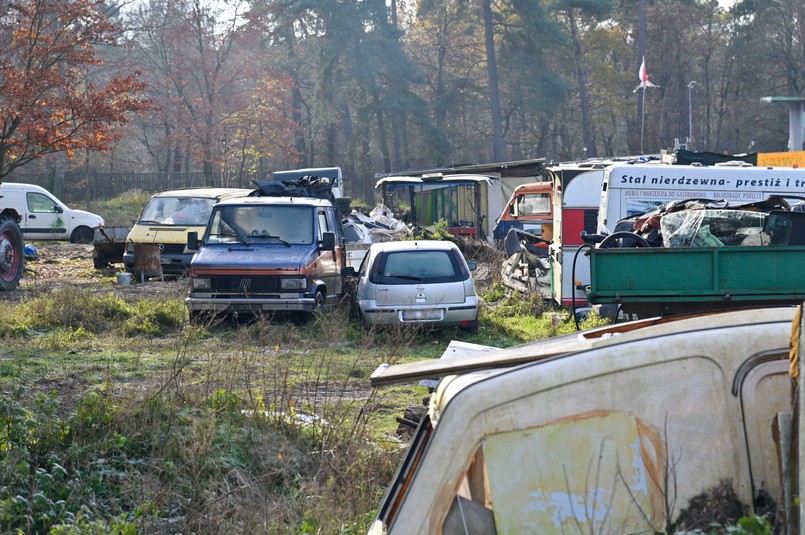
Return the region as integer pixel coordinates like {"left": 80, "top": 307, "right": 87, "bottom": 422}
{"left": 205, "top": 205, "right": 315, "bottom": 245}
{"left": 139, "top": 197, "right": 217, "bottom": 226}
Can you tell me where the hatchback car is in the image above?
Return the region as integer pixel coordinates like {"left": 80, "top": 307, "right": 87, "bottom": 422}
{"left": 344, "top": 240, "right": 479, "bottom": 332}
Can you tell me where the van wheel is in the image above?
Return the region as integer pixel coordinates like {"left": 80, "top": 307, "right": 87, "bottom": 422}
{"left": 0, "top": 216, "right": 23, "bottom": 291}
{"left": 71, "top": 226, "right": 94, "bottom": 244}
{"left": 309, "top": 291, "right": 326, "bottom": 319}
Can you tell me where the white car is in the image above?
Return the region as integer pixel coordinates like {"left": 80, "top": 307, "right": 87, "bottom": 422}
{"left": 0, "top": 182, "right": 104, "bottom": 243}
{"left": 345, "top": 240, "right": 479, "bottom": 332}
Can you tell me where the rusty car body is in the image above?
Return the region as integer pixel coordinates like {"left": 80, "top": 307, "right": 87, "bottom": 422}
{"left": 369, "top": 306, "right": 803, "bottom": 534}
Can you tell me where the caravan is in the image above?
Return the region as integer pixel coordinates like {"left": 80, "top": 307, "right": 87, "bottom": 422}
{"left": 545, "top": 162, "right": 609, "bottom": 307}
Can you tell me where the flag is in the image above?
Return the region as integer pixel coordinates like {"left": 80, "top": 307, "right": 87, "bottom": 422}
{"left": 633, "top": 56, "right": 658, "bottom": 93}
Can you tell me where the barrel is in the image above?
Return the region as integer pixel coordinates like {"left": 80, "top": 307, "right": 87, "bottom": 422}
{"left": 132, "top": 243, "right": 163, "bottom": 282}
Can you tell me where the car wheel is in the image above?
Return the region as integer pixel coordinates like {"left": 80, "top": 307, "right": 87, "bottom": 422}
{"left": 71, "top": 226, "right": 95, "bottom": 244}
{"left": 358, "top": 310, "right": 372, "bottom": 331}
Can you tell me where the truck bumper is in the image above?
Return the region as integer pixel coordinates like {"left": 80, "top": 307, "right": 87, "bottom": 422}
{"left": 186, "top": 295, "right": 317, "bottom": 314}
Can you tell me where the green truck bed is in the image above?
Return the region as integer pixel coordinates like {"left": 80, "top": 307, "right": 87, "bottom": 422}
{"left": 587, "top": 245, "right": 805, "bottom": 316}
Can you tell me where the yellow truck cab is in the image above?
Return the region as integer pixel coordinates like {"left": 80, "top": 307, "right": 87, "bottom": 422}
{"left": 124, "top": 188, "right": 252, "bottom": 274}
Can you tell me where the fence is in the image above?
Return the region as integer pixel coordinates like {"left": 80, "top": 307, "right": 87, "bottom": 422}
{"left": 10, "top": 171, "right": 262, "bottom": 203}
{"left": 10, "top": 169, "right": 357, "bottom": 205}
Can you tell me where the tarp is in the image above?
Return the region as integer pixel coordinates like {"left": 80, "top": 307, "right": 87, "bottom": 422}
{"left": 674, "top": 149, "right": 757, "bottom": 166}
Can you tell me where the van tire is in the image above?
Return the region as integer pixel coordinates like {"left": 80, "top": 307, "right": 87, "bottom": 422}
{"left": 0, "top": 216, "right": 24, "bottom": 291}
{"left": 312, "top": 291, "right": 326, "bottom": 316}
{"left": 71, "top": 226, "right": 94, "bottom": 244}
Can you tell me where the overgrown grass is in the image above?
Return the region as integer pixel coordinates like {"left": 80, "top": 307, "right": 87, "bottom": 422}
{"left": 73, "top": 189, "right": 152, "bottom": 228}
{"left": 0, "top": 261, "right": 612, "bottom": 533}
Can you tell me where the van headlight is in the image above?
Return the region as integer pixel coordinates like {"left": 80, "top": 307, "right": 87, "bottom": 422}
{"left": 192, "top": 277, "right": 211, "bottom": 290}
{"left": 281, "top": 277, "right": 307, "bottom": 290}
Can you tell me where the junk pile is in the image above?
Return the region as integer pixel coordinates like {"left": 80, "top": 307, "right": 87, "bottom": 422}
{"left": 252, "top": 175, "right": 411, "bottom": 245}
{"left": 342, "top": 204, "right": 411, "bottom": 244}
{"left": 593, "top": 195, "right": 805, "bottom": 249}
{"left": 500, "top": 228, "right": 551, "bottom": 295}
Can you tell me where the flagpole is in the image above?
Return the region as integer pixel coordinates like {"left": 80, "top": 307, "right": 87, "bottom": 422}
{"left": 640, "top": 86, "right": 646, "bottom": 154}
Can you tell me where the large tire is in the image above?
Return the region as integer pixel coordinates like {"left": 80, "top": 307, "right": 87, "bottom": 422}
{"left": 0, "top": 216, "right": 24, "bottom": 291}
{"left": 71, "top": 226, "right": 94, "bottom": 244}
{"left": 598, "top": 231, "right": 651, "bottom": 249}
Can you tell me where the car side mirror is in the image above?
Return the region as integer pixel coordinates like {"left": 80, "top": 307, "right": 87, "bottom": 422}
{"left": 341, "top": 266, "right": 357, "bottom": 278}
{"left": 54, "top": 205, "right": 63, "bottom": 214}
{"left": 187, "top": 231, "right": 199, "bottom": 251}
{"left": 320, "top": 231, "right": 335, "bottom": 251}
{"left": 467, "top": 260, "right": 477, "bottom": 271}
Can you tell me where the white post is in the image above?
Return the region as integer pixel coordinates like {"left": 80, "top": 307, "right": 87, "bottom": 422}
{"left": 789, "top": 101, "right": 804, "bottom": 152}
{"left": 687, "top": 81, "right": 696, "bottom": 147}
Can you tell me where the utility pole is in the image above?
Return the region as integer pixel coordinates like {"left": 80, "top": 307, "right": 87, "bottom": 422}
{"left": 688, "top": 81, "right": 697, "bottom": 148}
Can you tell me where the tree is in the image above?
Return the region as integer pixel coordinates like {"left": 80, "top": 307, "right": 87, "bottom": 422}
{"left": 0, "top": 0, "right": 151, "bottom": 181}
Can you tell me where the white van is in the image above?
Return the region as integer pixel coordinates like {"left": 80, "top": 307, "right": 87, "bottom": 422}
{"left": 598, "top": 163, "right": 805, "bottom": 233}
{"left": 0, "top": 182, "right": 104, "bottom": 243}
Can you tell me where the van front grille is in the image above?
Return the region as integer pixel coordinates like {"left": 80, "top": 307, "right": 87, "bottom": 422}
{"left": 210, "top": 276, "right": 281, "bottom": 294}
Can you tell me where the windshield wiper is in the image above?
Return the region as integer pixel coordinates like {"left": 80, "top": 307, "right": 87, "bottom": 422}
{"left": 250, "top": 234, "right": 291, "bottom": 246}
{"left": 138, "top": 219, "right": 165, "bottom": 225}
{"left": 391, "top": 275, "right": 422, "bottom": 281}
{"left": 208, "top": 232, "right": 248, "bottom": 245}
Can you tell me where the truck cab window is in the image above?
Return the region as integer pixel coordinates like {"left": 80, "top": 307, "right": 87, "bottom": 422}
{"left": 518, "top": 193, "right": 551, "bottom": 216}
{"left": 317, "top": 210, "right": 329, "bottom": 241}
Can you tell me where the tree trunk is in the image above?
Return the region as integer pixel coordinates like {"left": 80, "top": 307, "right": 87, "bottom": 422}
{"left": 568, "top": 9, "right": 597, "bottom": 158}
{"left": 482, "top": 0, "right": 506, "bottom": 161}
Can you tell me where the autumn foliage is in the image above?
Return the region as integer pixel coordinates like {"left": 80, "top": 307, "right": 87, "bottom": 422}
{"left": 0, "top": 0, "right": 152, "bottom": 180}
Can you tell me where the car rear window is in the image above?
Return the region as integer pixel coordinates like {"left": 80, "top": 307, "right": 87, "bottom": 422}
{"left": 372, "top": 249, "right": 467, "bottom": 284}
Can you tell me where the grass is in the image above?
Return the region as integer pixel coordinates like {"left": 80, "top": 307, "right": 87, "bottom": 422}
{"left": 0, "top": 240, "right": 604, "bottom": 533}
{"left": 72, "top": 189, "right": 152, "bottom": 228}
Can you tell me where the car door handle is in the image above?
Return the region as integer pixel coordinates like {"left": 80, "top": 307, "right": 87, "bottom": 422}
{"left": 28, "top": 215, "right": 36, "bottom": 219}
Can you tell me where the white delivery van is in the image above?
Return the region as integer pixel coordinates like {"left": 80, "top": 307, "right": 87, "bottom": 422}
{"left": 598, "top": 163, "right": 805, "bottom": 233}
{"left": 0, "top": 182, "right": 104, "bottom": 243}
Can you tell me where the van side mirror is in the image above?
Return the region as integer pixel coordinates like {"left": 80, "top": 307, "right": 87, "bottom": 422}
{"left": 187, "top": 231, "right": 199, "bottom": 251}
{"left": 341, "top": 266, "right": 357, "bottom": 278}
{"left": 320, "top": 231, "right": 335, "bottom": 251}
{"left": 467, "top": 260, "right": 477, "bottom": 271}
{"left": 54, "top": 205, "right": 63, "bottom": 214}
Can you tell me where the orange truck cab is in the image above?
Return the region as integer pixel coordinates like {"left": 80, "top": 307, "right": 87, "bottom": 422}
{"left": 492, "top": 182, "right": 553, "bottom": 241}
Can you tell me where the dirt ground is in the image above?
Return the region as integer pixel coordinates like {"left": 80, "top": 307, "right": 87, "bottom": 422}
{"left": 1, "top": 243, "right": 188, "bottom": 302}
{"left": 3, "top": 238, "right": 503, "bottom": 304}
